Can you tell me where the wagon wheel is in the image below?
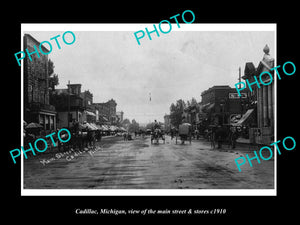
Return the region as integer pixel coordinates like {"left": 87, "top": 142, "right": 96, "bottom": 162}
{"left": 189, "top": 134, "right": 192, "bottom": 144}
{"left": 175, "top": 134, "right": 178, "bottom": 144}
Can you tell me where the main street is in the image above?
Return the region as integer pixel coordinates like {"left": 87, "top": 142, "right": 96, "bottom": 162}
{"left": 24, "top": 135, "right": 274, "bottom": 189}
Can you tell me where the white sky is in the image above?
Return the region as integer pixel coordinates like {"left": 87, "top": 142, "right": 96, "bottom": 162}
{"left": 25, "top": 26, "right": 275, "bottom": 124}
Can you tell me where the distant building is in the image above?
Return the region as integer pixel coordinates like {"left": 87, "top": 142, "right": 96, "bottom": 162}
{"left": 116, "top": 111, "right": 124, "bottom": 123}
{"left": 164, "top": 114, "right": 171, "bottom": 132}
{"left": 23, "top": 34, "right": 57, "bottom": 132}
{"left": 80, "top": 90, "right": 96, "bottom": 123}
{"left": 80, "top": 90, "right": 93, "bottom": 109}
{"left": 92, "top": 99, "right": 117, "bottom": 125}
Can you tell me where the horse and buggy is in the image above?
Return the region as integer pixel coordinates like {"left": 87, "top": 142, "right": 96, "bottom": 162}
{"left": 150, "top": 128, "right": 165, "bottom": 144}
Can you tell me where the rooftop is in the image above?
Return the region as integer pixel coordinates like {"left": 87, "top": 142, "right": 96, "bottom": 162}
{"left": 201, "top": 85, "right": 232, "bottom": 95}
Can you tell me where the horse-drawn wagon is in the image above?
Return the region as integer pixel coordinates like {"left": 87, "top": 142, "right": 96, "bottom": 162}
{"left": 175, "top": 123, "right": 192, "bottom": 144}
{"left": 151, "top": 128, "right": 165, "bottom": 144}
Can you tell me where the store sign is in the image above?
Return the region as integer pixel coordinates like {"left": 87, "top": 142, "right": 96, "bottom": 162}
{"left": 229, "top": 93, "right": 247, "bottom": 99}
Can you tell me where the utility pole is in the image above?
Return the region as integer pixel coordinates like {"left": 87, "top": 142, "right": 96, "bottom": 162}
{"left": 238, "top": 67, "right": 241, "bottom": 89}
{"left": 239, "top": 67, "right": 243, "bottom": 116}
{"left": 68, "top": 80, "right": 70, "bottom": 129}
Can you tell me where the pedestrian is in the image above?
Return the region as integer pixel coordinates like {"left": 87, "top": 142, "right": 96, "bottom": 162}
{"left": 98, "top": 130, "right": 102, "bottom": 142}
{"left": 91, "top": 131, "right": 96, "bottom": 149}
{"left": 210, "top": 127, "right": 216, "bottom": 149}
{"left": 230, "top": 127, "right": 238, "bottom": 149}
{"left": 123, "top": 132, "right": 128, "bottom": 141}
{"left": 195, "top": 129, "right": 199, "bottom": 140}
{"left": 215, "top": 125, "right": 224, "bottom": 149}
{"left": 87, "top": 130, "right": 92, "bottom": 147}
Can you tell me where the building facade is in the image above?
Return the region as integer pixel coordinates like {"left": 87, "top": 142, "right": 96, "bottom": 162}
{"left": 242, "top": 45, "right": 274, "bottom": 144}
{"left": 52, "top": 83, "right": 101, "bottom": 128}
{"left": 80, "top": 90, "right": 96, "bottom": 123}
{"left": 23, "top": 34, "right": 57, "bottom": 133}
{"left": 164, "top": 114, "right": 171, "bottom": 132}
{"left": 200, "top": 85, "right": 249, "bottom": 126}
{"left": 116, "top": 111, "right": 124, "bottom": 123}
{"left": 80, "top": 90, "right": 93, "bottom": 109}
{"left": 52, "top": 83, "right": 85, "bottom": 128}
{"left": 92, "top": 99, "right": 117, "bottom": 125}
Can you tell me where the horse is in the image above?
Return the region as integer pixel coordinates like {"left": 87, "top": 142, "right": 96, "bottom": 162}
{"left": 151, "top": 129, "right": 165, "bottom": 144}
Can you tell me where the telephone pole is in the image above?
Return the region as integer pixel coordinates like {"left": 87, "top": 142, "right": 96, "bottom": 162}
{"left": 68, "top": 80, "right": 70, "bottom": 129}
{"left": 239, "top": 67, "right": 243, "bottom": 115}
{"left": 238, "top": 67, "right": 241, "bottom": 89}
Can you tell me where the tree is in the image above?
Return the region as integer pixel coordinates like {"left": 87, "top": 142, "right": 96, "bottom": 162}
{"left": 48, "top": 59, "right": 55, "bottom": 76}
{"left": 187, "top": 97, "right": 198, "bottom": 107}
{"left": 128, "top": 119, "right": 139, "bottom": 133}
{"left": 121, "top": 118, "right": 131, "bottom": 130}
{"left": 169, "top": 99, "right": 186, "bottom": 128}
{"left": 48, "top": 59, "right": 59, "bottom": 91}
{"left": 146, "top": 122, "right": 154, "bottom": 130}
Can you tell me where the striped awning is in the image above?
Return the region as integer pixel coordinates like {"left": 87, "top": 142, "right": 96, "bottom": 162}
{"left": 233, "top": 109, "right": 254, "bottom": 126}
{"left": 85, "top": 111, "right": 96, "bottom": 117}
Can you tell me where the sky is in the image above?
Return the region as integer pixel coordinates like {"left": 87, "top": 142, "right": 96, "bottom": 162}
{"left": 25, "top": 27, "right": 275, "bottom": 124}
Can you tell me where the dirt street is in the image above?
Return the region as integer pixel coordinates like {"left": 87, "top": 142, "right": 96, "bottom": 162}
{"left": 24, "top": 135, "right": 274, "bottom": 189}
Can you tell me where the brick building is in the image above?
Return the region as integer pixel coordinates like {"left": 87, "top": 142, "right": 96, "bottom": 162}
{"left": 92, "top": 99, "right": 117, "bottom": 125}
{"left": 116, "top": 111, "right": 124, "bottom": 123}
{"left": 23, "top": 34, "right": 57, "bottom": 132}
{"left": 200, "top": 85, "right": 249, "bottom": 126}
{"left": 80, "top": 90, "right": 96, "bottom": 123}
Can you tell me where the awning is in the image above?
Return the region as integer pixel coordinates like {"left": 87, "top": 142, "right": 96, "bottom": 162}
{"left": 99, "top": 115, "right": 108, "bottom": 122}
{"left": 207, "top": 103, "right": 215, "bottom": 110}
{"left": 233, "top": 109, "right": 254, "bottom": 126}
{"left": 202, "top": 103, "right": 215, "bottom": 112}
{"left": 26, "top": 122, "right": 43, "bottom": 129}
{"left": 110, "top": 125, "right": 117, "bottom": 131}
{"left": 95, "top": 124, "right": 103, "bottom": 130}
{"left": 118, "top": 127, "right": 126, "bottom": 131}
{"left": 82, "top": 122, "right": 97, "bottom": 130}
{"left": 101, "top": 125, "right": 109, "bottom": 131}
{"left": 85, "top": 111, "right": 96, "bottom": 117}
{"left": 90, "top": 123, "right": 100, "bottom": 130}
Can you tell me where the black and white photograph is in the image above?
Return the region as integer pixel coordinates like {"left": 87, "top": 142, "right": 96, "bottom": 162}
{"left": 21, "top": 24, "right": 276, "bottom": 195}
{"left": 4, "top": 3, "right": 299, "bottom": 221}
